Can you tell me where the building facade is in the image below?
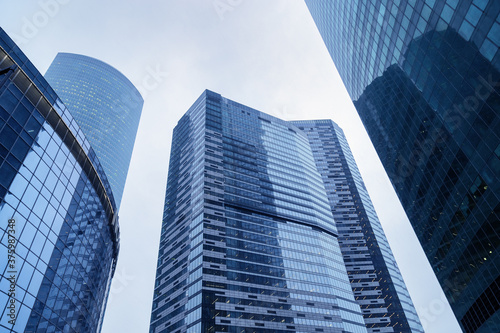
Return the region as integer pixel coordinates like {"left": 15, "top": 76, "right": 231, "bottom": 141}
{"left": 150, "top": 90, "right": 422, "bottom": 333}
{"left": 305, "top": 1, "right": 500, "bottom": 332}
{"left": 291, "top": 120, "right": 423, "bottom": 333}
{"left": 45, "top": 53, "right": 143, "bottom": 209}
{"left": 150, "top": 90, "right": 368, "bottom": 333}
{"left": 0, "top": 29, "right": 119, "bottom": 332}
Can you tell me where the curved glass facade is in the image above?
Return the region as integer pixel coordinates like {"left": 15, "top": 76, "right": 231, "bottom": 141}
{"left": 305, "top": 0, "right": 500, "bottom": 332}
{"left": 150, "top": 90, "right": 367, "bottom": 333}
{"left": 45, "top": 53, "right": 143, "bottom": 209}
{"left": 0, "top": 29, "right": 118, "bottom": 333}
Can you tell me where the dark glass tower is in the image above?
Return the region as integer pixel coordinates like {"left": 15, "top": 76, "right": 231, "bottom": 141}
{"left": 0, "top": 29, "right": 119, "bottom": 332}
{"left": 305, "top": 1, "right": 500, "bottom": 332}
{"left": 150, "top": 90, "right": 422, "bottom": 333}
{"left": 45, "top": 53, "right": 143, "bottom": 209}
{"left": 291, "top": 120, "right": 423, "bottom": 333}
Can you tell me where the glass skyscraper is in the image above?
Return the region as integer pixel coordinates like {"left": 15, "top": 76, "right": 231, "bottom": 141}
{"left": 45, "top": 53, "right": 143, "bottom": 209}
{"left": 0, "top": 29, "right": 119, "bottom": 332}
{"left": 291, "top": 120, "right": 423, "bottom": 333}
{"left": 305, "top": 1, "right": 499, "bottom": 332}
{"left": 150, "top": 90, "right": 421, "bottom": 333}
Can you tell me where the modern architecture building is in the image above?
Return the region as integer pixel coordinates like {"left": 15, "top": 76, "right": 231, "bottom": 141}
{"left": 45, "top": 53, "right": 143, "bottom": 209}
{"left": 150, "top": 90, "right": 422, "bottom": 333}
{"left": 0, "top": 29, "right": 119, "bottom": 332}
{"left": 305, "top": 1, "right": 500, "bottom": 332}
{"left": 291, "top": 120, "right": 423, "bottom": 333}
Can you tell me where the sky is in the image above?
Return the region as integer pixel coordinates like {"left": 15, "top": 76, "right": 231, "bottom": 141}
{"left": 2, "top": 1, "right": 462, "bottom": 332}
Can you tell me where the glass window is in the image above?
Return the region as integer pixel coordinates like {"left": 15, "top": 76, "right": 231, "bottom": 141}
{"left": 487, "top": 22, "right": 500, "bottom": 46}
{"left": 441, "top": 5, "right": 454, "bottom": 23}
{"left": 480, "top": 38, "right": 497, "bottom": 61}
{"left": 19, "top": 222, "right": 36, "bottom": 248}
{"left": 459, "top": 21, "right": 474, "bottom": 40}
{"left": 466, "top": 5, "right": 482, "bottom": 26}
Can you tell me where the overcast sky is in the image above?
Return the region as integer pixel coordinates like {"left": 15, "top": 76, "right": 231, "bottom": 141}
{"left": 2, "top": 1, "right": 462, "bottom": 332}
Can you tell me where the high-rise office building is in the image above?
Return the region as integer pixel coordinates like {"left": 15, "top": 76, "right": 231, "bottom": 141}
{"left": 0, "top": 29, "right": 120, "bottom": 332}
{"left": 291, "top": 120, "right": 423, "bottom": 333}
{"left": 150, "top": 90, "right": 421, "bottom": 333}
{"left": 305, "top": 1, "right": 500, "bottom": 332}
{"left": 45, "top": 53, "right": 143, "bottom": 209}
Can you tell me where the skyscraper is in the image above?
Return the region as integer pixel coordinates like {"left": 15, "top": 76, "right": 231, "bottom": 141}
{"left": 0, "top": 29, "right": 118, "bottom": 332}
{"left": 291, "top": 120, "right": 423, "bottom": 333}
{"left": 305, "top": 1, "right": 499, "bottom": 332}
{"left": 45, "top": 53, "right": 143, "bottom": 209}
{"left": 150, "top": 90, "right": 421, "bottom": 333}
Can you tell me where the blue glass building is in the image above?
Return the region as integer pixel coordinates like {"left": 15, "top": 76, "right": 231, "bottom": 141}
{"left": 305, "top": 1, "right": 500, "bottom": 332}
{"left": 150, "top": 90, "right": 368, "bottom": 333}
{"left": 291, "top": 120, "right": 423, "bottom": 333}
{"left": 0, "top": 29, "right": 119, "bottom": 332}
{"left": 45, "top": 53, "right": 143, "bottom": 209}
{"left": 150, "top": 90, "right": 422, "bottom": 333}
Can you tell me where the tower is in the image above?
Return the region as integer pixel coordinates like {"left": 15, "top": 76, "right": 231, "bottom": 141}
{"left": 305, "top": 1, "right": 500, "bottom": 331}
{"left": 150, "top": 90, "right": 368, "bottom": 333}
{"left": 292, "top": 120, "right": 423, "bottom": 333}
{"left": 0, "top": 29, "right": 119, "bottom": 333}
{"left": 45, "top": 53, "right": 143, "bottom": 209}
